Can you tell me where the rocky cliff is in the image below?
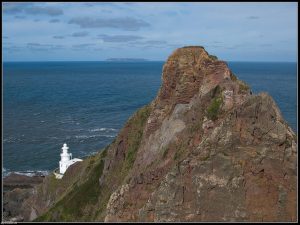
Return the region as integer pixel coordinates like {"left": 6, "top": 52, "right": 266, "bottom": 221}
{"left": 4, "top": 46, "right": 297, "bottom": 222}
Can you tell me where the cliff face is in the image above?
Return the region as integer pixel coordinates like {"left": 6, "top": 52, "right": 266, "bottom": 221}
{"left": 10, "top": 46, "right": 296, "bottom": 222}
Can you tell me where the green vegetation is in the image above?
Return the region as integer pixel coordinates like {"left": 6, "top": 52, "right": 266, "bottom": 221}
{"left": 189, "top": 120, "right": 202, "bottom": 133}
{"left": 211, "top": 85, "right": 221, "bottom": 98}
{"left": 209, "top": 55, "right": 218, "bottom": 61}
{"left": 200, "top": 155, "right": 210, "bottom": 161}
{"left": 35, "top": 149, "right": 108, "bottom": 221}
{"left": 230, "top": 72, "right": 237, "bottom": 81}
{"left": 173, "top": 139, "right": 189, "bottom": 161}
{"left": 124, "top": 105, "right": 151, "bottom": 172}
{"left": 162, "top": 146, "right": 170, "bottom": 159}
{"left": 238, "top": 80, "right": 250, "bottom": 93}
{"left": 35, "top": 105, "right": 151, "bottom": 221}
{"left": 47, "top": 174, "right": 60, "bottom": 194}
{"left": 284, "top": 139, "right": 292, "bottom": 148}
{"left": 206, "top": 97, "right": 223, "bottom": 121}
{"left": 182, "top": 45, "right": 204, "bottom": 49}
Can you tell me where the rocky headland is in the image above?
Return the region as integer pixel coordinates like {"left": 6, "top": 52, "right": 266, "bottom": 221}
{"left": 3, "top": 46, "right": 297, "bottom": 222}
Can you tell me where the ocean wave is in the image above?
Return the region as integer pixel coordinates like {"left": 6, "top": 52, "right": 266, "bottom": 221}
{"left": 3, "top": 168, "right": 10, "bottom": 177}
{"left": 3, "top": 137, "right": 22, "bottom": 143}
{"left": 79, "top": 151, "right": 98, "bottom": 157}
{"left": 4, "top": 136, "right": 62, "bottom": 144}
{"left": 75, "top": 134, "right": 116, "bottom": 139}
{"left": 3, "top": 169, "right": 50, "bottom": 178}
{"left": 89, "top": 128, "right": 117, "bottom": 132}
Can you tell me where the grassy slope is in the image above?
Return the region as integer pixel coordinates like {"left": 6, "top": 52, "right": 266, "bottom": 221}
{"left": 35, "top": 105, "right": 151, "bottom": 221}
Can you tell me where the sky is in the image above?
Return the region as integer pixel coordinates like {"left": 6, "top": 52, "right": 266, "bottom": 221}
{"left": 2, "top": 2, "right": 298, "bottom": 62}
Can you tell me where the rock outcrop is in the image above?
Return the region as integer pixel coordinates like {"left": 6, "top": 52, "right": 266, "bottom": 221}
{"left": 5, "top": 46, "right": 297, "bottom": 222}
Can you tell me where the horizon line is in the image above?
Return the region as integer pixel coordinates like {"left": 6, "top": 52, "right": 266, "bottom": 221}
{"left": 2, "top": 60, "right": 298, "bottom": 63}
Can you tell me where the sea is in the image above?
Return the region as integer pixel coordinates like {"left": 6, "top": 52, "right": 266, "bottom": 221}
{"left": 3, "top": 61, "right": 297, "bottom": 177}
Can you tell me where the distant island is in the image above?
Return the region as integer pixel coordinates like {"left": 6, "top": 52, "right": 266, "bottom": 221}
{"left": 106, "top": 58, "right": 148, "bottom": 62}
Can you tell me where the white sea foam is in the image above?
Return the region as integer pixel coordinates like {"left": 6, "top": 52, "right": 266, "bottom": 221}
{"left": 75, "top": 134, "right": 116, "bottom": 139}
{"left": 90, "top": 128, "right": 117, "bottom": 132}
{"left": 3, "top": 169, "right": 50, "bottom": 177}
{"left": 3, "top": 137, "right": 22, "bottom": 143}
{"left": 14, "top": 170, "right": 50, "bottom": 177}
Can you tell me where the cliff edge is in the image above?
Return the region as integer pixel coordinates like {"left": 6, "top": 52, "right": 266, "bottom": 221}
{"left": 5, "top": 46, "right": 297, "bottom": 222}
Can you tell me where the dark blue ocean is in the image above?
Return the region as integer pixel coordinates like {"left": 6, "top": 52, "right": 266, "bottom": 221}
{"left": 3, "top": 61, "right": 297, "bottom": 176}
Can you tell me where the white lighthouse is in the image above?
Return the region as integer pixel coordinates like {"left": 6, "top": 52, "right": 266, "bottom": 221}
{"left": 59, "top": 143, "right": 72, "bottom": 174}
{"left": 54, "top": 143, "right": 82, "bottom": 179}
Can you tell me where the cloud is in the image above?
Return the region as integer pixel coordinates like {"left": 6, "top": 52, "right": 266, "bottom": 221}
{"left": 260, "top": 44, "right": 272, "bottom": 47}
{"left": 53, "top": 35, "right": 64, "bottom": 39}
{"left": 3, "top": 3, "right": 63, "bottom": 16}
{"left": 15, "top": 15, "right": 26, "bottom": 19}
{"left": 72, "top": 43, "right": 96, "bottom": 48}
{"left": 97, "top": 34, "right": 144, "bottom": 42}
{"left": 68, "top": 17, "right": 150, "bottom": 31}
{"left": 25, "top": 6, "right": 63, "bottom": 16}
{"left": 247, "top": 16, "right": 260, "bottom": 20}
{"left": 71, "top": 31, "right": 89, "bottom": 37}
{"left": 144, "top": 40, "right": 167, "bottom": 45}
{"left": 49, "top": 19, "right": 60, "bottom": 23}
{"left": 3, "top": 3, "right": 33, "bottom": 14}
{"left": 3, "top": 36, "right": 9, "bottom": 39}
{"left": 26, "top": 43, "right": 64, "bottom": 51}
{"left": 71, "top": 43, "right": 96, "bottom": 51}
{"left": 3, "top": 46, "right": 22, "bottom": 52}
{"left": 127, "top": 40, "right": 168, "bottom": 48}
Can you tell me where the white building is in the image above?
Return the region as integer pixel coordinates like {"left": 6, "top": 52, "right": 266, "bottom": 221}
{"left": 54, "top": 143, "right": 82, "bottom": 179}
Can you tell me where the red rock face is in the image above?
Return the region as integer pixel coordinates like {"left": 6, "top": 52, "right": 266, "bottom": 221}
{"left": 102, "top": 47, "right": 297, "bottom": 222}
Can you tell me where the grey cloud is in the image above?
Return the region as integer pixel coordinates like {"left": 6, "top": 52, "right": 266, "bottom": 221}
{"left": 53, "top": 35, "right": 64, "bottom": 39}
{"left": 3, "top": 46, "right": 22, "bottom": 52}
{"left": 50, "top": 45, "right": 65, "bottom": 50}
{"left": 69, "top": 17, "right": 150, "bottom": 31}
{"left": 25, "top": 6, "right": 63, "bottom": 16}
{"left": 3, "top": 3, "right": 33, "bottom": 14}
{"left": 247, "top": 16, "right": 260, "bottom": 20}
{"left": 27, "top": 43, "right": 52, "bottom": 47}
{"left": 260, "top": 44, "right": 272, "bottom": 47}
{"left": 15, "top": 15, "right": 26, "bottom": 19}
{"left": 49, "top": 19, "right": 60, "bottom": 23}
{"left": 3, "top": 3, "right": 63, "bottom": 16}
{"left": 72, "top": 31, "right": 89, "bottom": 37}
{"left": 72, "top": 43, "right": 96, "bottom": 48}
{"left": 164, "top": 11, "right": 179, "bottom": 16}
{"left": 98, "top": 34, "right": 144, "bottom": 42}
{"left": 27, "top": 43, "right": 64, "bottom": 51}
{"left": 93, "top": 48, "right": 103, "bottom": 51}
{"left": 144, "top": 40, "right": 167, "bottom": 45}
{"left": 127, "top": 40, "right": 168, "bottom": 48}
